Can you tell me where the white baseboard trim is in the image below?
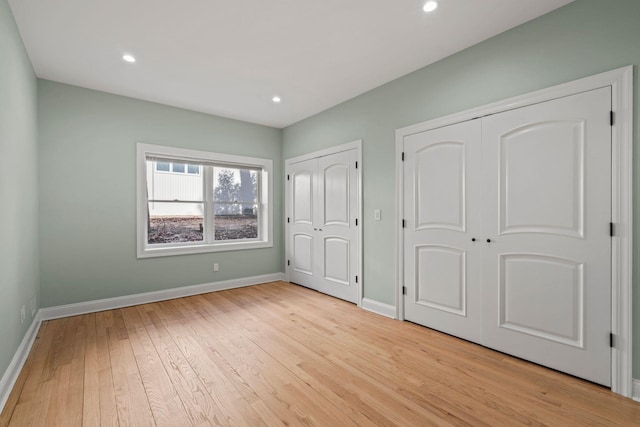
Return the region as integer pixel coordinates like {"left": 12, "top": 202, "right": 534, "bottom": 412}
{"left": 361, "top": 297, "right": 396, "bottom": 319}
{"left": 633, "top": 379, "right": 640, "bottom": 402}
{"left": 0, "top": 312, "right": 42, "bottom": 415}
{"left": 40, "top": 272, "right": 285, "bottom": 321}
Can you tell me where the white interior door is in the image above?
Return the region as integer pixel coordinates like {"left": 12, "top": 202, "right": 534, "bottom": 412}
{"left": 289, "top": 158, "right": 318, "bottom": 288}
{"left": 315, "top": 150, "right": 359, "bottom": 303}
{"left": 287, "top": 149, "right": 360, "bottom": 304}
{"left": 402, "top": 87, "right": 612, "bottom": 386}
{"left": 481, "top": 87, "right": 612, "bottom": 386}
{"left": 403, "top": 119, "right": 483, "bottom": 343}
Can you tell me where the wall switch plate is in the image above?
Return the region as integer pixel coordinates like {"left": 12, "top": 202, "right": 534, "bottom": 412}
{"left": 374, "top": 209, "right": 381, "bottom": 221}
{"left": 214, "top": 263, "right": 219, "bottom": 272}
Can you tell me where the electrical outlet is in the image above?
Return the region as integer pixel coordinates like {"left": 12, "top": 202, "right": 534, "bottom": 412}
{"left": 20, "top": 305, "right": 26, "bottom": 324}
{"left": 214, "top": 263, "right": 219, "bottom": 272}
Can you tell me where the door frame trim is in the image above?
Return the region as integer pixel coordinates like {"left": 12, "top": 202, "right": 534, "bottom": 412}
{"left": 395, "top": 66, "right": 633, "bottom": 397}
{"left": 285, "top": 139, "right": 363, "bottom": 307}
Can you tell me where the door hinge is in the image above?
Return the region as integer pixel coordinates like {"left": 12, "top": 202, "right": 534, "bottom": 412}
{"left": 610, "top": 222, "right": 614, "bottom": 237}
{"left": 287, "top": 260, "right": 290, "bottom": 266}
{"left": 402, "top": 219, "right": 406, "bottom": 228}
{"left": 287, "top": 217, "right": 290, "bottom": 223}
{"left": 355, "top": 276, "right": 358, "bottom": 283}
{"left": 402, "top": 286, "right": 407, "bottom": 295}
{"left": 355, "top": 161, "right": 358, "bottom": 169}
{"left": 355, "top": 218, "right": 358, "bottom": 226}
{"left": 610, "top": 111, "right": 614, "bottom": 126}
{"left": 287, "top": 174, "right": 290, "bottom": 180}
{"left": 610, "top": 332, "right": 615, "bottom": 348}
{"left": 401, "top": 152, "right": 405, "bottom": 161}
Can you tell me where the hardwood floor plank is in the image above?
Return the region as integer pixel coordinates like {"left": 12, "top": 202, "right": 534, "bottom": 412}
{"left": 134, "top": 304, "right": 228, "bottom": 426}
{"left": 7, "top": 380, "right": 56, "bottom": 427}
{"left": 229, "top": 291, "right": 469, "bottom": 426}
{"left": 83, "top": 313, "right": 100, "bottom": 427}
{"left": 260, "top": 283, "right": 628, "bottom": 425}
{"left": 211, "top": 289, "right": 413, "bottom": 425}
{"left": 43, "top": 363, "right": 73, "bottom": 426}
{"left": 104, "top": 310, "right": 155, "bottom": 427}
{"left": 258, "top": 287, "right": 550, "bottom": 424}
{"left": 155, "top": 301, "right": 270, "bottom": 426}
{"left": 183, "top": 294, "right": 358, "bottom": 426}
{"left": 165, "top": 296, "right": 326, "bottom": 426}
{"left": 40, "top": 317, "right": 74, "bottom": 383}
{"left": 0, "top": 322, "right": 50, "bottom": 427}
{"left": 119, "top": 306, "right": 193, "bottom": 427}
{"left": 167, "top": 297, "right": 288, "bottom": 427}
{"left": 94, "top": 311, "right": 120, "bottom": 427}
{"left": 66, "top": 315, "right": 88, "bottom": 426}
{"left": 277, "top": 284, "right": 626, "bottom": 425}
{"left": 222, "top": 287, "right": 469, "bottom": 426}
{"left": 2, "top": 281, "right": 640, "bottom": 426}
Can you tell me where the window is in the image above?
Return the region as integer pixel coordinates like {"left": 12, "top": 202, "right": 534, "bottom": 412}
{"left": 172, "top": 162, "right": 186, "bottom": 173}
{"left": 137, "top": 143, "right": 273, "bottom": 258}
{"left": 156, "top": 161, "right": 200, "bottom": 175}
{"left": 156, "top": 161, "right": 170, "bottom": 172}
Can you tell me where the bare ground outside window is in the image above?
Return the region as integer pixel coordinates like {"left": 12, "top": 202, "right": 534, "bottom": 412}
{"left": 148, "top": 215, "right": 258, "bottom": 244}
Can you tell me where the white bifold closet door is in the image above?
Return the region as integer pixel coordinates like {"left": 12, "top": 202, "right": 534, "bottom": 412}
{"left": 288, "top": 149, "right": 359, "bottom": 304}
{"left": 403, "top": 87, "right": 612, "bottom": 386}
{"left": 403, "top": 118, "right": 484, "bottom": 344}
{"left": 481, "top": 87, "right": 611, "bottom": 386}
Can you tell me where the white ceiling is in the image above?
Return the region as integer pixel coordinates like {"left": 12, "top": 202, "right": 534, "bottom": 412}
{"left": 9, "top": 0, "right": 573, "bottom": 128}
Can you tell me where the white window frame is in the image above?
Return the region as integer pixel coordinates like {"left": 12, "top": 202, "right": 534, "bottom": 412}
{"left": 137, "top": 143, "right": 273, "bottom": 258}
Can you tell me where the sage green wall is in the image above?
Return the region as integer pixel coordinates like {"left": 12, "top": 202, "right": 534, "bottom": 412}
{"left": 38, "top": 80, "right": 283, "bottom": 307}
{"left": 282, "top": 0, "right": 640, "bottom": 376}
{"left": 0, "top": 0, "right": 39, "bottom": 380}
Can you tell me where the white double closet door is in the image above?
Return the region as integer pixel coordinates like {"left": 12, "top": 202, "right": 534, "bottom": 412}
{"left": 288, "top": 149, "right": 359, "bottom": 304}
{"left": 403, "top": 87, "right": 612, "bottom": 386}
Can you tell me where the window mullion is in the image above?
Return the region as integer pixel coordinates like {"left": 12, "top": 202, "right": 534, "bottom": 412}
{"left": 203, "top": 165, "right": 215, "bottom": 243}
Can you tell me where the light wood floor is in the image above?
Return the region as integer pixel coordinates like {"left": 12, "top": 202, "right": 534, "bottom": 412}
{"left": 1, "top": 281, "right": 639, "bottom": 426}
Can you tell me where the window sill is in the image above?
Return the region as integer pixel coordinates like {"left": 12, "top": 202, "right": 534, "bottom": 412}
{"left": 137, "top": 240, "right": 273, "bottom": 258}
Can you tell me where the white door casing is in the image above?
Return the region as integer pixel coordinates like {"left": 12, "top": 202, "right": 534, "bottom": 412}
{"left": 286, "top": 141, "right": 362, "bottom": 305}
{"left": 396, "top": 66, "right": 633, "bottom": 396}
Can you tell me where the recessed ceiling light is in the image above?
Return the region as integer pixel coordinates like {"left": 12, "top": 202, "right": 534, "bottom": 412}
{"left": 272, "top": 96, "right": 281, "bottom": 103}
{"left": 122, "top": 54, "right": 136, "bottom": 63}
{"left": 423, "top": 1, "right": 438, "bottom": 12}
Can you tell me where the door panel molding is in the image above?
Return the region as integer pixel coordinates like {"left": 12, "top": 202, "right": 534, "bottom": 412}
{"left": 415, "top": 141, "right": 466, "bottom": 232}
{"left": 498, "top": 253, "right": 584, "bottom": 349}
{"left": 414, "top": 244, "right": 467, "bottom": 316}
{"left": 498, "top": 120, "right": 585, "bottom": 238}
{"left": 324, "top": 236, "right": 350, "bottom": 285}
{"left": 292, "top": 170, "right": 313, "bottom": 224}
{"left": 292, "top": 233, "right": 313, "bottom": 275}
{"left": 396, "top": 66, "right": 633, "bottom": 397}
